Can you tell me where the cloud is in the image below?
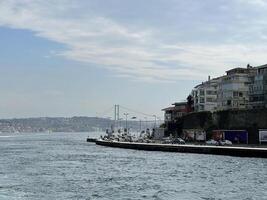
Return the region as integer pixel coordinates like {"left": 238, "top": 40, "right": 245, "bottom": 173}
{"left": 238, "top": 0, "right": 267, "bottom": 7}
{"left": 1, "top": 0, "right": 267, "bottom": 82}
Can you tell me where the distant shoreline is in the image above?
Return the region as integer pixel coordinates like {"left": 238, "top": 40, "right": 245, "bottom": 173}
{"left": 0, "top": 117, "right": 152, "bottom": 133}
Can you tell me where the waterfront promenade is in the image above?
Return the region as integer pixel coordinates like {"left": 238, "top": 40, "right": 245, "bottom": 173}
{"left": 94, "top": 139, "right": 267, "bottom": 158}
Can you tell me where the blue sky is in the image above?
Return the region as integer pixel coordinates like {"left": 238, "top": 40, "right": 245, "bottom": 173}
{"left": 1, "top": 0, "right": 267, "bottom": 119}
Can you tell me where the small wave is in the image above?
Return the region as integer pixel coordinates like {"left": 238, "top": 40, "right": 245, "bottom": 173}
{"left": 0, "top": 136, "right": 14, "bottom": 138}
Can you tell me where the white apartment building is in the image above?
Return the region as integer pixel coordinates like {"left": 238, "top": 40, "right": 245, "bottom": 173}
{"left": 217, "top": 67, "right": 256, "bottom": 110}
{"left": 192, "top": 77, "right": 221, "bottom": 112}
{"left": 249, "top": 64, "right": 267, "bottom": 109}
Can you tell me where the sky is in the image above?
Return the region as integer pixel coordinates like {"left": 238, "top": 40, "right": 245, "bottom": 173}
{"left": 1, "top": 0, "right": 267, "bottom": 120}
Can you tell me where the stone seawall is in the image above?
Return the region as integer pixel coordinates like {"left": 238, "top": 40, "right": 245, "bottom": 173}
{"left": 165, "top": 109, "right": 267, "bottom": 144}
{"left": 95, "top": 140, "right": 267, "bottom": 158}
{"left": 213, "top": 109, "right": 267, "bottom": 129}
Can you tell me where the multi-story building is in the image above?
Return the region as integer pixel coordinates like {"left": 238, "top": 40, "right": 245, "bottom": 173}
{"left": 192, "top": 76, "right": 221, "bottom": 112}
{"left": 217, "top": 67, "right": 256, "bottom": 110}
{"left": 162, "top": 102, "right": 188, "bottom": 122}
{"left": 249, "top": 64, "right": 267, "bottom": 109}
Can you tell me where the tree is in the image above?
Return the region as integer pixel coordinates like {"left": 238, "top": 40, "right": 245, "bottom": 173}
{"left": 187, "top": 95, "right": 194, "bottom": 112}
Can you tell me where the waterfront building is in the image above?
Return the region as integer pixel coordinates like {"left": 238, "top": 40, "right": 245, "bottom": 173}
{"left": 192, "top": 76, "right": 221, "bottom": 112}
{"left": 162, "top": 102, "right": 188, "bottom": 122}
{"left": 217, "top": 66, "right": 256, "bottom": 110}
{"left": 248, "top": 64, "right": 267, "bottom": 109}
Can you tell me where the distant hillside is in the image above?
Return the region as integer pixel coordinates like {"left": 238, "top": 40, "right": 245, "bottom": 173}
{"left": 0, "top": 117, "right": 158, "bottom": 133}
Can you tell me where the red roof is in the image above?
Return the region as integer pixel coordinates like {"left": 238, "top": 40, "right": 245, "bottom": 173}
{"left": 162, "top": 106, "right": 175, "bottom": 111}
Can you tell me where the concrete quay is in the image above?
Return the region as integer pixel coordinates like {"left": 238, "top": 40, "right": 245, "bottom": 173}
{"left": 95, "top": 140, "right": 267, "bottom": 158}
{"left": 86, "top": 137, "right": 97, "bottom": 142}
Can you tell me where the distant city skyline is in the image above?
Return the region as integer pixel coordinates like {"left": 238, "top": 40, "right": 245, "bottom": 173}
{"left": 1, "top": 0, "right": 267, "bottom": 119}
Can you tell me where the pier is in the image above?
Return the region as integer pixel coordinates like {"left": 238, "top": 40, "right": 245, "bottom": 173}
{"left": 94, "top": 140, "right": 267, "bottom": 158}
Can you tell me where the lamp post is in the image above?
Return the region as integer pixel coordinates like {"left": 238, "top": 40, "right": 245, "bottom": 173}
{"left": 153, "top": 115, "right": 157, "bottom": 128}
{"left": 124, "top": 113, "right": 129, "bottom": 132}
{"left": 119, "top": 118, "right": 123, "bottom": 129}
{"left": 131, "top": 116, "right": 137, "bottom": 133}
{"left": 105, "top": 117, "right": 112, "bottom": 136}
{"left": 144, "top": 117, "right": 147, "bottom": 130}
{"left": 139, "top": 119, "right": 142, "bottom": 132}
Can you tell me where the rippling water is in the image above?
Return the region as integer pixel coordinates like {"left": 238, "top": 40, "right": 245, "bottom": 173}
{"left": 0, "top": 132, "right": 267, "bottom": 200}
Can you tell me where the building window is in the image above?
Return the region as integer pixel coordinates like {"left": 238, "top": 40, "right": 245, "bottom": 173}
{"left": 206, "top": 97, "right": 214, "bottom": 102}
{"left": 200, "top": 97, "right": 205, "bottom": 103}
{"left": 206, "top": 90, "right": 216, "bottom": 95}
{"left": 200, "top": 89, "right": 204, "bottom": 96}
{"left": 233, "top": 91, "right": 238, "bottom": 97}
{"left": 233, "top": 100, "right": 238, "bottom": 107}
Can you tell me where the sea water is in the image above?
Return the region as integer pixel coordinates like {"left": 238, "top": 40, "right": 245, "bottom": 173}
{"left": 0, "top": 132, "right": 266, "bottom": 200}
